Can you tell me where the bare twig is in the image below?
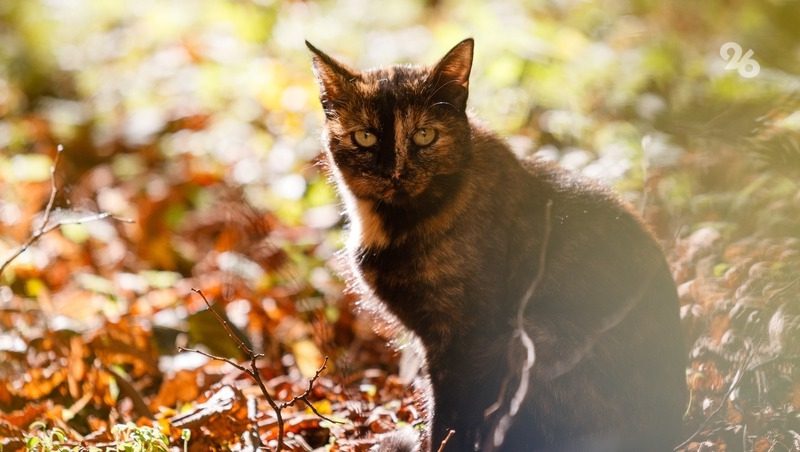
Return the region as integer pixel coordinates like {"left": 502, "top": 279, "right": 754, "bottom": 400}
{"left": 278, "top": 356, "right": 340, "bottom": 424}
{"left": 516, "top": 199, "right": 554, "bottom": 328}
{"left": 0, "top": 145, "right": 133, "bottom": 277}
{"left": 485, "top": 199, "right": 553, "bottom": 450}
{"left": 42, "top": 145, "right": 63, "bottom": 230}
{"left": 742, "top": 422, "right": 748, "bottom": 452}
{"left": 674, "top": 344, "right": 756, "bottom": 451}
{"left": 190, "top": 288, "right": 251, "bottom": 357}
{"left": 176, "top": 346, "right": 251, "bottom": 374}
{"left": 185, "top": 289, "right": 285, "bottom": 451}
{"left": 0, "top": 146, "right": 63, "bottom": 276}
{"left": 181, "top": 289, "right": 338, "bottom": 452}
{"left": 436, "top": 429, "right": 455, "bottom": 452}
{"left": 539, "top": 266, "right": 658, "bottom": 381}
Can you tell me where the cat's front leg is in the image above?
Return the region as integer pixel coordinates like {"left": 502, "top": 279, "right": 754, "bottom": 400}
{"left": 428, "top": 377, "right": 484, "bottom": 451}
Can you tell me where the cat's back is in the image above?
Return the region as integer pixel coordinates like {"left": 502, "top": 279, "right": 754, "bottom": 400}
{"left": 469, "top": 130, "right": 686, "bottom": 450}
{"left": 467, "top": 126, "right": 653, "bottom": 255}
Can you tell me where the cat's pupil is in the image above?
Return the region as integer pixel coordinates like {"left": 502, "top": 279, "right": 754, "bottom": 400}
{"left": 413, "top": 127, "right": 437, "bottom": 146}
{"left": 353, "top": 130, "right": 377, "bottom": 147}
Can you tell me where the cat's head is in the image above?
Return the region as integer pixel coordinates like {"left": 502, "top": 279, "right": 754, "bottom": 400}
{"left": 307, "top": 39, "right": 474, "bottom": 205}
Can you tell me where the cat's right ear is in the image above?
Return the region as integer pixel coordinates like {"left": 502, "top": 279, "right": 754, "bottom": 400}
{"left": 431, "top": 38, "right": 474, "bottom": 111}
{"left": 305, "top": 41, "right": 358, "bottom": 113}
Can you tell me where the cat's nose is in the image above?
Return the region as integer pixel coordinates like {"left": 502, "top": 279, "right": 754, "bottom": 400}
{"left": 390, "top": 168, "right": 407, "bottom": 183}
{"left": 390, "top": 160, "right": 406, "bottom": 182}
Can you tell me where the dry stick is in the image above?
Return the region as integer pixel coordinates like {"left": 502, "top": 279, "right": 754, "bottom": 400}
{"left": 179, "top": 289, "right": 339, "bottom": 452}
{"left": 673, "top": 345, "right": 755, "bottom": 451}
{"left": 278, "top": 356, "right": 339, "bottom": 424}
{"left": 180, "top": 288, "right": 285, "bottom": 451}
{"left": 0, "top": 146, "right": 63, "bottom": 276}
{"left": 485, "top": 199, "right": 553, "bottom": 450}
{"left": 0, "top": 145, "right": 132, "bottom": 276}
{"left": 436, "top": 429, "right": 456, "bottom": 452}
{"left": 742, "top": 422, "right": 748, "bottom": 452}
{"left": 190, "top": 288, "right": 252, "bottom": 357}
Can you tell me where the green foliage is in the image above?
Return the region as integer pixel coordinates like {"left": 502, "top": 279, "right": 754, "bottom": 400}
{"left": 23, "top": 422, "right": 73, "bottom": 452}
{"left": 19, "top": 419, "right": 169, "bottom": 451}
{"left": 110, "top": 423, "right": 169, "bottom": 452}
{"left": 180, "top": 429, "right": 190, "bottom": 452}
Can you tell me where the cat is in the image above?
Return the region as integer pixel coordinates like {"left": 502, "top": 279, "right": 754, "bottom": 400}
{"left": 307, "top": 38, "right": 687, "bottom": 451}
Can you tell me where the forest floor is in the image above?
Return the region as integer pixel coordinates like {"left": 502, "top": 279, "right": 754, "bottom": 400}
{"left": 1, "top": 141, "right": 799, "bottom": 451}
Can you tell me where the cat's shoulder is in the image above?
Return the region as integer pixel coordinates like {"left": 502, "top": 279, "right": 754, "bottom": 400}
{"left": 467, "top": 120, "right": 608, "bottom": 197}
{"left": 517, "top": 154, "right": 648, "bottom": 229}
{"left": 468, "top": 120, "right": 639, "bottom": 219}
{"left": 518, "top": 154, "right": 615, "bottom": 200}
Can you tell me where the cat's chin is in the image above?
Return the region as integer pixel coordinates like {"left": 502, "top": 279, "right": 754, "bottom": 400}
{"left": 349, "top": 182, "right": 423, "bottom": 206}
{"left": 366, "top": 191, "right": 414, "bottom": 206}
{"left": 379, "top": 187, "right": 413, "bottom": 204}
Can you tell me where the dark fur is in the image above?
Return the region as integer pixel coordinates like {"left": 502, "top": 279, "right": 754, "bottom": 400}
{"left": 308, "top": 39, "right": 686, "bottom": 451}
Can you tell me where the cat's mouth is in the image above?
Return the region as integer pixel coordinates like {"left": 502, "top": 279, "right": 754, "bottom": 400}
{"left": 372, "top": 178, "right": 426, "bottom": 205}
{"left": 343, "top": 172, "right": 425, "bottom": 204}
{"left": 378, "top": 184, "right": 412, "bottom": 204}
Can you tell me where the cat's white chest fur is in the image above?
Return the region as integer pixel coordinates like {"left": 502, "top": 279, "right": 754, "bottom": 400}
{"left": 349, "top": 198, "right": 389, "bottom": 250}
{"left": 325, "top": 158, "right": 389, "bottom": 251}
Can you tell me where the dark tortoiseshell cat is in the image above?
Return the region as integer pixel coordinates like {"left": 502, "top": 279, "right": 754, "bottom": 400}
{"left": 307, "top": 39, "right": 686, "bottom": 451}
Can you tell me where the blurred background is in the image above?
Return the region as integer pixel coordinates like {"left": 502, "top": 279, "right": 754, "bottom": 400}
{"left": 1, "top": 0, "right": 800, "bottom": 450}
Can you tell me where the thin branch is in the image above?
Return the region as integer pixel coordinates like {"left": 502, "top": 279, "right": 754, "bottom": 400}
{"left": 436, "top": 429, "right": 455, "bottom": 452}
{"left": 278, "top": 356, "right": 341, "bottom": 424}
{"left": 191, "top": 288, "right": 252, "bottom": 357}
{"left": 517, "top": 199, "right": 554, "bottom": 325}
{"left": 188, "top": 289, "right": 285, "bottom": 451}
{"left": 41, "top": 145, "right": 63, "bottom": 235}
{"left": 176, "top": 346, "right": 251, "bottom": 374}
{"left": 182, "top": 289, "right": 338, "bottom": 451}
{"left": 539, "top": 266, "right": 658, "bottom": 381}
{"left": 0, "top": 146, "right": 133, "bottom": 277}
{"left": 485, "top": 199, "right": 553, "bottom": 450}
{"left": 249, "top": 351, "right": 286, "bottom": 452}
{"left": 674, "top": 344, "right": 756, "bottom": 451}
{"left": 0, "top": 146, "right": 63, "bottom": 276}
{"left": 0, "top": 236, "right": 41, "bottom": 277}
{"left": 278, "top": 355, "right": 328, "bottom": 410}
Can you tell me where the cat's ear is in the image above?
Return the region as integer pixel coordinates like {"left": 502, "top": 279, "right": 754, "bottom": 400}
{"left": 306, "top": 41, "right": 358, "bottom": 111}
{"left": 431, "top": 38, "right": 474, "bottom": 110}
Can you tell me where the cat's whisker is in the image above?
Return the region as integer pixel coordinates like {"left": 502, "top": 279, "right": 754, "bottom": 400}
{"left": 429, "top": 101, "right": 458, "bottom": 112}
{"left": 423, "top": 78, "right": 461, "bottom": 107}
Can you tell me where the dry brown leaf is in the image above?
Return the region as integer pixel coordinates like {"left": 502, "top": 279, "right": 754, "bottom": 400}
{"left": 0, "top": 402, "right": 50, "bottom": 428}
{"left": 170, "top": 384, "right": 249, "bottom": 444}
{"left": 67, "top": 335, "right": 86, "bottom": 399}
{"left": 152, "top": 369, "right": 204, "bottom": 410}
{"left": 88, "top": 318, "right": 159, "bottom": 379}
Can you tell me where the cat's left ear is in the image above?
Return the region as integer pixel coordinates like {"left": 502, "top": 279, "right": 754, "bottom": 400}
{"left": 431, "top": 38, "right": 474, "bottom": 110}
{"left": 305, "top": 41, "right": 358, "bottom": 113}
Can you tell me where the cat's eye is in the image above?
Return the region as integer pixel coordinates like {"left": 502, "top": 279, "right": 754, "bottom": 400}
{"left": 412, "top": 128, "right": 438, "bottom": 147}
{"left": 352, "top": 130, "right": 377, "bottom": 147}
